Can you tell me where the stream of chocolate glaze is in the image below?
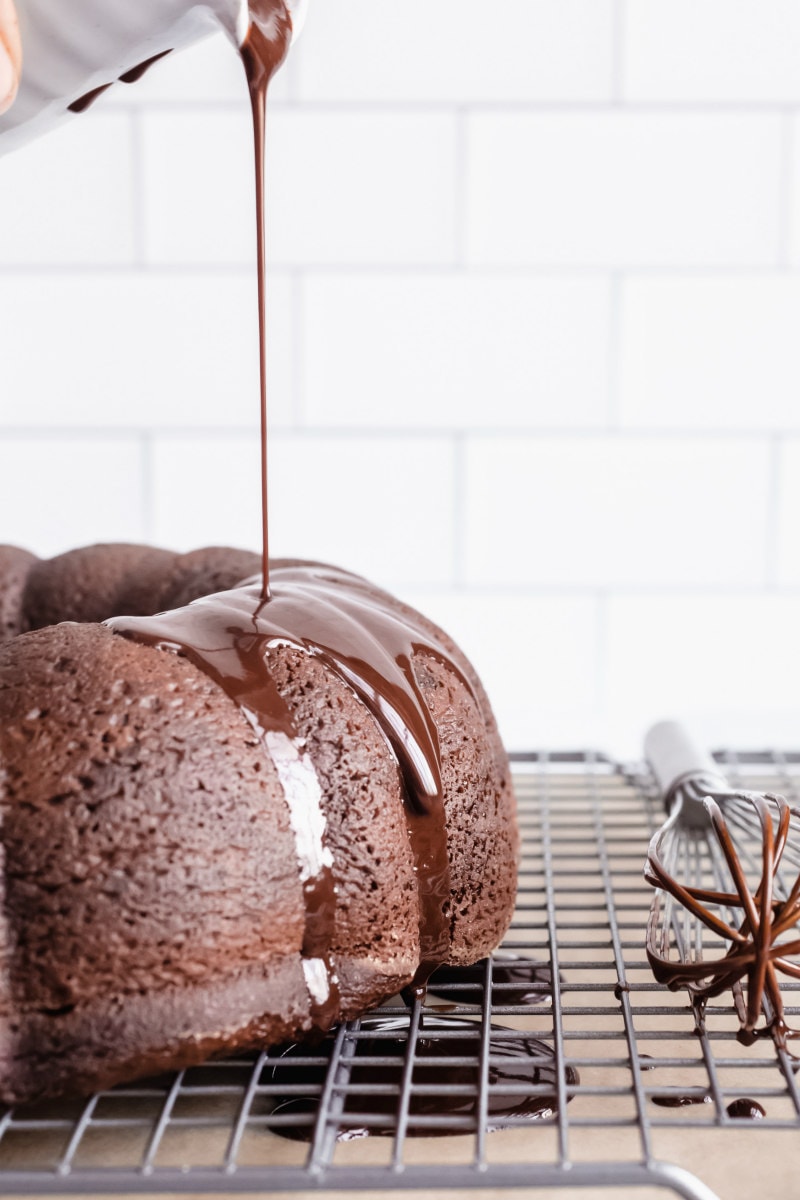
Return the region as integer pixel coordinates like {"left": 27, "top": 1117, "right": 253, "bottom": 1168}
{"left": 99, "top": 0, "right": 457, "bottom": 1042}
{"left": 241, "top": 0, "right": 293, "bottom": 598}
{"left": 233, "top": 0, "right": 459, "bottom": 1001}
{"left": 113, "top": 2, "right": 458, "bottom": 1016}
{"left": 69, "top": 1, "right": 574, "bottom": 1130}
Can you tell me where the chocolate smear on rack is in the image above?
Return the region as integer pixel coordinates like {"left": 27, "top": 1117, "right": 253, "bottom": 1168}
{"left": 652, "top": 1092, "right": 712, "bottom": 1109}
{"left": 428, "top": 956, "right": 555, "bottom": 1007}
{"left": 262, "top": 1015, "right": 578, "bottom": 1140}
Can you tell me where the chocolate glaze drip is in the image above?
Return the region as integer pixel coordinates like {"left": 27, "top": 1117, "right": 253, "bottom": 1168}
{"left": 428, "top": 956, "right": 554, "bottom": 1007}
{"left": 101, "top": 0, "right": 456, "bottom": 1028}
{"left": 108, "top": 561, "right": 459, "bottom": 1012}
{"left": 67, "top": 84, "right": 112, "bottom": 114}
{"left": 651, "top": 1092, "right": 712, "bottom": 1109}
{"left": 241, "top": 0, "right": 293, "bottom": 599}
{"left": 118, "top": 50, "right": 173, "bottom": 84}
{"left": 262, "top": 1015, "right": 578, "bottom": 1140}
{"left": 67, "top": 50, "right": 174, "bottom": 113}
{"left": 735, "top": 1015, "right": 800, "bottom": 1058}
{"left": 85, "top": 0, "right": 465, "bottom": 1045}
{"left": 726, "top": 1097, "right": 766, "bottom": 1119}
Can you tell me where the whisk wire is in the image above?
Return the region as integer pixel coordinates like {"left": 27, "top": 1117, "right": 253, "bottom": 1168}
{"left": 643, "top": 723, "right": 800, "bottom": 1046}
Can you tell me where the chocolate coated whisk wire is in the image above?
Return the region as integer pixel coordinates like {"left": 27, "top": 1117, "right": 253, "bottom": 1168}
{"left": 644, "top": 722, "right": 800, "bottom": 1045}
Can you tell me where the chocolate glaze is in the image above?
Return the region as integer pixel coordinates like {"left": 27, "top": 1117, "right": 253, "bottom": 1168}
{"left": 262, "top": 1015, "right": 578, "bottom": 1140}
{"left": 108, "top": 562, "right": 459, "bottom": 1011}
{"left": 645, "top": 790, "right": 800, "bottom": 1050}
{"left": 735, "top": 1016, "right": 800, "bottom": 1057}
{"left": 118, "top": 50, "right": 173, "bottom": 85}
{"left": 81, "top": 0, "right": 475, "bottom": 1050}
{"left": 241, "top": 0, "right": 293, "bottom": 598}
{"left": 726, "top": 1098, "right": 766, "bottom": 1119}
{"left": 67, "top": 50, "right": 174, "bottom": 113}
{"left": 428, "top": 956, "right": 554, "bottom": 1007}
{"left": 67, "top": 84, "right": 112, "bottom": 114}
{"left": 96, "top": 0, "right": 459, "bottom": 1030}
{"left": 651, "top": 1092, "right": 712, "bottom": 1109}
{"left": 66, "top": 0, "right": 290, "bottom": 591}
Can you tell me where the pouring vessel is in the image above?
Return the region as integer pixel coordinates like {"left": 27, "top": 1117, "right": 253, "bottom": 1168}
{"left": 0, "top": 0, "right": 307, "bottom": 152}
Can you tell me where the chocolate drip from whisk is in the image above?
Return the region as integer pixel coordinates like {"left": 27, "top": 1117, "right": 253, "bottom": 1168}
{"left": 645, "top": 786, "right": 800, "bottom": 1049}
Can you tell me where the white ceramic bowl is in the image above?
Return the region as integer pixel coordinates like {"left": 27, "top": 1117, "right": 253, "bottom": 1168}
{"left": 0, "top": 0, "right": 307, "bottom": 153}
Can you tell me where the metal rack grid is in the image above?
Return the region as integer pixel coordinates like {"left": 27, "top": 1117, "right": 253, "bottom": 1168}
{"left": 1, "top": 752, "right": 799, "bottom": 1198}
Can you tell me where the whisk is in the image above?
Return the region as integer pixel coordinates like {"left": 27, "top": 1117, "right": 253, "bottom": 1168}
{"left": 643, "top": 721, "right": 800, "bottom": 1046}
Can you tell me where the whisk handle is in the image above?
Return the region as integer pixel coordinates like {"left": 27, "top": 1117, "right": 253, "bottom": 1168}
{"left": 644, "top": 721, "right": 729, "bottom": 823}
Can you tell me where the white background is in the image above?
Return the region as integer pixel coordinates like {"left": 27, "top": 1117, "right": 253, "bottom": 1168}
{"left": 2, "top": 0, "right": 799, "bottom": 758}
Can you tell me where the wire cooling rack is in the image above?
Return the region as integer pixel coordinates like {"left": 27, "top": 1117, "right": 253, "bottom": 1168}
{"left": 1, "top": 752, "right": 800, "bottom": 1199}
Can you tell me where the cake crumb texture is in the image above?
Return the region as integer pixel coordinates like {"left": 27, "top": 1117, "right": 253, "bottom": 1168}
{"left": 0, "top": 622, "right": 308, "bottom": 1102}
{"left": 0, "top": 547, "right": 517, "bottom": 1106}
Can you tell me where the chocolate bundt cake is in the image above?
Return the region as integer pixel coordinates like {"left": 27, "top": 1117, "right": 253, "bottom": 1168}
{"left": 0, "top": 543, "right": 517, "bottom": 1107}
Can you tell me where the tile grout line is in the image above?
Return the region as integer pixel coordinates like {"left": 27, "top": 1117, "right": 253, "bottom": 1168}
{"left": 778, "top": 109, "right": 794, "bottom": 268}
{"left": 4, "top": 425, "right": 800, "bottom": 440}
{"left": 105, "top": 98, "right": 800, "bottom": 114}
{"left": 607, "top": 271, "right": 622, "bottom": 429}
{"left": 291, "top": 270, "right": 306, "bottom": 427}
{"left": 594, "top": 591, "right": 609, "bottom": 737}
{"left": 453, "top": 106, "right": 469, "bottom": 269}
{"left": 140, "top": 431, "right": 156, "bottom": 542}
{"left": 345, "top": 582, "right": 800, "bottom": 600}
{"left": 452, "top": 432, "right": 467, "bottom": 588}
{"left": 5, "top": 263, "right": 800, "bottom": 277}
{"left": 129, "top": 108, "right": 147, "bottom": 268}
{"left": 611, "top": 0, "right": 626, "bottom": 106}
{"left": 764, "top": 434, "right": 782, "bottom": 589}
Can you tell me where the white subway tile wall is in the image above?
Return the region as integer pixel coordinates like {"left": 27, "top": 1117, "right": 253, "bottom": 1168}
{"left": 1, "top": 0, "right": 798, "bottom": 757}
{"left": 0, "top": 114, "right": 136, "bottom": 264}
{"left": 0, "top": 273, "right": 293, "bottom": 427}
{"left": 466, "top": 112, "right": 783, "bottom": 268}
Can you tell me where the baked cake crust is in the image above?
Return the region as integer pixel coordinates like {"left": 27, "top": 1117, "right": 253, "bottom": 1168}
{"left": 0, "top": 543, "right": 517, "bottom": 1106}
